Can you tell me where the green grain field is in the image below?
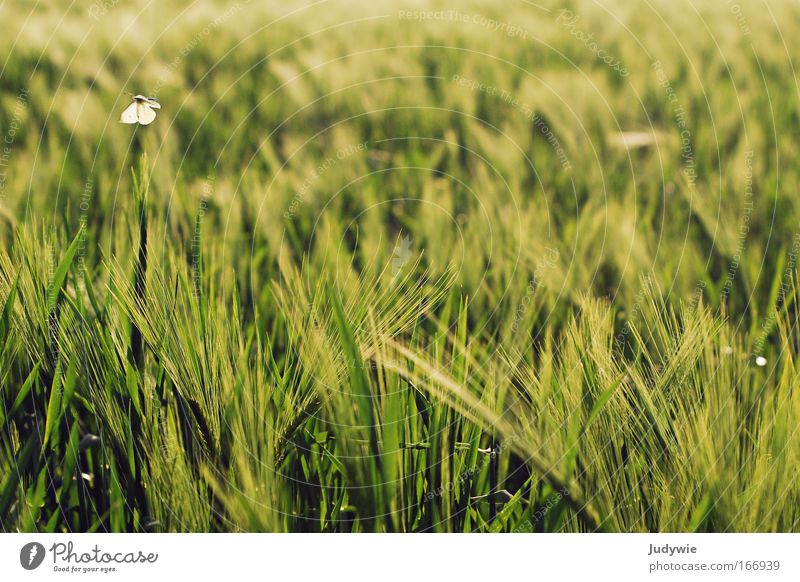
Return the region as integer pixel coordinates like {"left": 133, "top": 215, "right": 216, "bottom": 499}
{"left": 1, "top": 0, "right": 799, "bottom": 532}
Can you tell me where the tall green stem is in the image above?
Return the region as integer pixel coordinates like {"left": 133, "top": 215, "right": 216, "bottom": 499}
{"left": 131, "top": 135, "right": 148, "bottom": 370}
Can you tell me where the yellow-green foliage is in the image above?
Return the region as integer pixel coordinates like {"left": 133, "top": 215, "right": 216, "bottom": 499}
{"left": 0, "top": 0, "right": 799, "bottom": 532}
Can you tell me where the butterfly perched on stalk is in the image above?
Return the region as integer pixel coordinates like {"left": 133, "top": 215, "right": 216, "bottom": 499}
{"left": 120, "top": 95, "right": 161, "bottom": 125}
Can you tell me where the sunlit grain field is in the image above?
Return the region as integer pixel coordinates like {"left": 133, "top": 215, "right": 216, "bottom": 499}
{"left": 1, "top": 0, "right": 799, "bottom": 533}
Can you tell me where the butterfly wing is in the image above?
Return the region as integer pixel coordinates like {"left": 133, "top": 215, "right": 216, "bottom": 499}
{"left": 120, "top": 102, "right": 139, "bottom": 124}
{"left": 136, "top": 103, "right": 157, "bottom": 125}
{"left": 146, "top": 99, "right": 161, "bottom": 109}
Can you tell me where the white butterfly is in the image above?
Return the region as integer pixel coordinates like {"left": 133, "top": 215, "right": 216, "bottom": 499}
{"left": 120, "top": 95, "right": 161, "bottom": 125}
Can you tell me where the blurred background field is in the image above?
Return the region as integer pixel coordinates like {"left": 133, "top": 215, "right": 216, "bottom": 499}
{"left": 1, "top": 0, "right": 800, "bottom": 532}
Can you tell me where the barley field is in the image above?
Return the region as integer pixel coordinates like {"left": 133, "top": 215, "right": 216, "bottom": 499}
{"left": 1, "top": 0, "right": 799, "bottom": 533}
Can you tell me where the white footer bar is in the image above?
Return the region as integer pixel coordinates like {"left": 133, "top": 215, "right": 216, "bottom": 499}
{"left": 2, "top": 533, "right": 798, "bottom": 581}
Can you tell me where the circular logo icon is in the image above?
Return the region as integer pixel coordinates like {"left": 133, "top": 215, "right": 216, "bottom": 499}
{"left": 20, "top": 542, "right": 46, "bottom": 570}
